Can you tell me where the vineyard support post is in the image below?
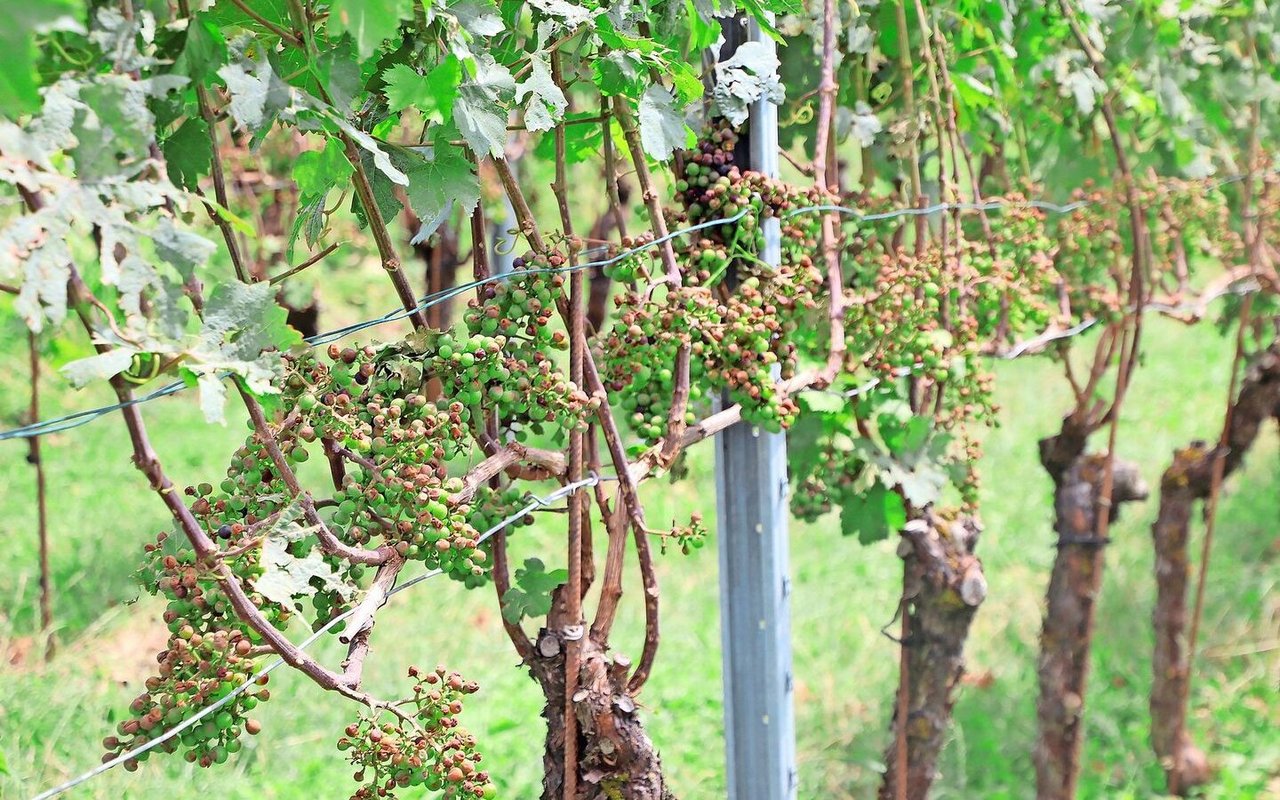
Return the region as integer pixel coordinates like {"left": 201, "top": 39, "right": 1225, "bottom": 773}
{"left": 714, "top": 15, "right": 798, "bottom": 800}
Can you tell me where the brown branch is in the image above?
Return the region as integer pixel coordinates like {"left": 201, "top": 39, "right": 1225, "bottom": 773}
{"left": 492, "top": 156, "right": 547, "bottom": 254}
{"left": 60, "top": 266, "right": 354, "bottom": 695}
{"left": 610, "top": 94, "right": 690, "bottom": 462}
{"left": 268, "top": 241, "right": 341, "bottom": 285}
{"left": 177, "top": 0, "right": 249, "bottom": 283}
{"left": 894, "top": 0, "right": 925, "bottom": 247}
{"left": 226, "top": 0, "right": 305, "bottom": 47}
{"left": 555, "top": 51, "right": 586, "bottom": 799}
{"left": 811, "top": 0, "right": 845, "bottom": 387}
{"left": 238, "top": 387, "right": 390, "bottom": 566}
{"left": 338, "top": 134, "right": 428, "bottom": 329}
{"left": 338, "top": 554, "right": 405, "bottom": 649}
{"left": 27, "top": 331, "right": 53, "bottom": 659}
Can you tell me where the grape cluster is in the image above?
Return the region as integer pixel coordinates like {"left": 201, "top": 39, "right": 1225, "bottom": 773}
{"left": 103, "top": 531, "right": 267, "bottom": 770}
{"left": 601, "top": 122, "right": 830, "bottom": 439}
{"left": 603, "top": 231, "right": 658, "bottom": 283}
{"left": 461, "top": 485, "right": 536, "bottom": 588}
{"left": 340, "top": 666, "right": 494, "bottom": 800}
{"left": 655, "top": 512, "right": 708, "bottom": 556}
{"left": 461, "top": 264, "right": 597, "bottom": 440}
{"left": 600, "top": 287, "right": 709, "bottom": 444}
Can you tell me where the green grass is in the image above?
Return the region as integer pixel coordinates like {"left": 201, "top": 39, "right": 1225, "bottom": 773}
{"left": 1, "top": 315, "right": 1277, "bottom": 799}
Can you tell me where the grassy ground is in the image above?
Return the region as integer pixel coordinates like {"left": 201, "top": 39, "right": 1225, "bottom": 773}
{"left": 1, "top": 311, "right": 1277, "bottom": 799}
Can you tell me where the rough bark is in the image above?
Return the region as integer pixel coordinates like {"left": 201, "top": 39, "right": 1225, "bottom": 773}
{"left": 1150, "top": 342, "right": 1280, "bottom": 794}
{"left": 878, "top": 514, "right": 987, "bottom": 800}
{"left": 527, "top": 626, "right": 674, "bottom": 800}
{"left": 1034, "top": 449, "right": 1149, "bottom": 800}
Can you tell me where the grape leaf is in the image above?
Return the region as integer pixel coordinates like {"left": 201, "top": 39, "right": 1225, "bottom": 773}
{"left": 527, "top": 0, "right": 593, "bottom": 29}
{"left": 218, "top": 59, "right": 290, "bottom": 134}
{"left": 187, "top": 281, "right": 302, "bottom": 421}
{"left": 326, "top": 113, "right": 409, "bottom": 186}
{"left": 713, "top": 40, "right": 785, "bottom": 126}
{"left": 637, "top": 84, "right": 687, "bottom": 161}
{"left": 294, "top": 137, "right": 353, "bottom": 197}
{"left": 327, "top": 0, "right": 408, "bottom": 60}
{"left": 253, "top": 506, "right": 354, "bottom": 609}
{"left": 0, "top": 1, "right": 81, "bottom": 116}
{"left": 163, "top": 117, "right": 211, "bottom": 192}
{"left": 289, "top": 195, "right": 328, "bottom": 257}
{"left": 70, "top": 77, "right": 155, "bottom": 182}
{"left": 152, "top": 217, "right": 216, "bottom": 281}
{"left": 383, "top": 56, "right": 461, "bottom": 122}
{"left": 533, "top": 113, "right": 602, "bottom": 163}
{"left": 454, "top": 57, "right": 515, "bottom": 158}
{"left": 397, "top": 138, "right": 481, "bottom": 232}
{"left": 515, "top": 55, "right": 568, "bottom": 132}
{"left": 501, "top": 558, "right": 567, "bottom": 623}
{"left": 840, "top": 483, "right": 907, "bottom": 545}
{"left": 173, "top": 14, "right": 227, "bottom": 82}
{"left": 448, "top": 0, "right": 504, "bottom": 37}
{"left": 61, "top": 349, "right": 136, "bottom": 388}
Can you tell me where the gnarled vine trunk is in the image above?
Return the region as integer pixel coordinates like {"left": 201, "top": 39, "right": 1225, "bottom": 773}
{"left": 1150, "top": 342, "right": 1280, "bottom": 794}
{"left": 1034, "top": 444, "right": 1149, "bottom": 800}
{"left": 878, "top": 514, "right": 986, "bottom": 800}
{"left": 528, "top": 628, "right": 674, "bottom": 800}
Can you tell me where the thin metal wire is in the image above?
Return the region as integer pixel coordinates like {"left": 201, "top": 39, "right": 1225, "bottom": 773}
{"left": 28, "top": 473, "right": 605, "bottom": 800}
{"left": 0, "top": 169, "right": 1265, "bottom": 443}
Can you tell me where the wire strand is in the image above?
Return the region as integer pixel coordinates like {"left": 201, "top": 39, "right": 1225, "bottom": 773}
{"left": 0, "top": 173, "right": 1266, "bottom": 443}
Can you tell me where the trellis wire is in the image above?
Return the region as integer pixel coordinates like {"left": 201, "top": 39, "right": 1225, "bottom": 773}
{"left": 0, "top": 174, "right": 1266, "bottom": 442}
{"left": 28, "top": 473, "right": 605, "bottom": 800}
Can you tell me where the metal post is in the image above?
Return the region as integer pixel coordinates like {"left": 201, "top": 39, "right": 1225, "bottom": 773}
{"left": 714, "top": 15, "right": 797, "bottom": 800}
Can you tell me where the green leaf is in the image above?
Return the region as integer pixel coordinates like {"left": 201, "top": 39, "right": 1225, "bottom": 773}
{"left": 533, "top": 114, "right": 602, "bottom": 163}
{"left": 669, "top": 63, "right": 704, "bottom": 104}
{"left": 327, "top": 0, "right": 409, "bottom": 60}
{"left": 70, "top": 77, "right": 155, "bottom": 182}
{"left": 174, "top": 15, "right": 227, "bottom": 82}
{"left": 880, "top": 459, "right": 948, "bottom": 508}
{"left": 0, "top": 1, "right": 81, "bottom": 117}
{"left": 326, "top": 112, "right": 408, "bottom": 186}
{"left": 253, "top": 508, "right": 353, "bottom": 609}
{"left": 383, "top": 56, "right": 461, "bottom": 122}
{"left": 501, "top": 558, "right": 567, "bottom": 623}
{"left": 448, "top": 0, "right": 504, "bottom": 37}
{"left": 151, "top": 218, "right": 216, "bottom": 281}
{"left": 840, "top": 484, "right": 907, "bottom": 545}
{"left": 288, "top": 194, "right": 328, "bottom": 258}
{"left": 398, "top": 138, "right": 481, "bottom": 231}
{"left": 189, "top": 281, "right": 302, "bottom": 420}
{"left": 637, "top": 84, "right": 686, "bottom": 162}
{"left": 163, "top": 117, "right": 212, "bottom": 192}
{"left": 294, "top": 137, "right": 353, "bottom": 197}
{"left": 527, "top": 0, "right": 593, "bottom": 29}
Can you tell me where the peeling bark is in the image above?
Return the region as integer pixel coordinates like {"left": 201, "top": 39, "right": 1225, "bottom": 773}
{"left": 528, "top": 628, "right": 674, "bottom": 800}
{"left": 878, "top": 514, "right": 986, "bottom": 800}
{"left": 1034, "top": 448, "right": 1149, "bottom": 800}
{"left": 1150, "top": 342, "right": 1280, "bottom": 794}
